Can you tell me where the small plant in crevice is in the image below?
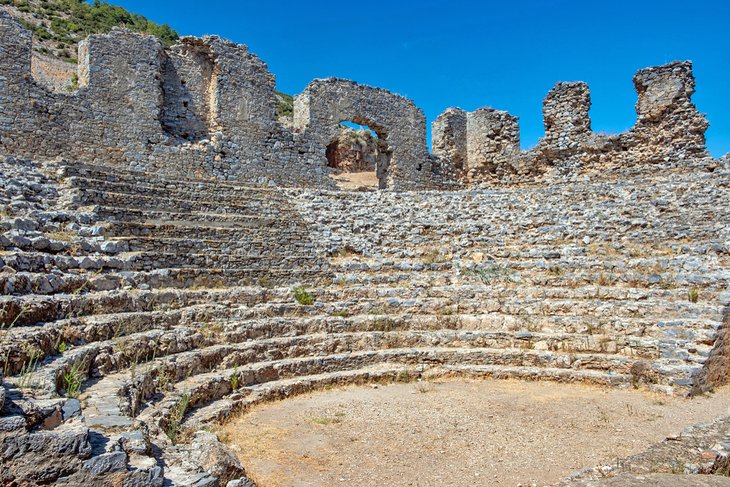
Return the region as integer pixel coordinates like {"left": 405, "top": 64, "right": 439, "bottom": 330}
{"left": 63, "top": 361, "right": 84, "bottom": 398}
{"left": 293, "top": 286, "right": 315, "bottom": 305}
{"left": 688, "top": 288, "right": 699, "bottom": 303}
{"left": 230, "top": 368, "right": 240, "bottom": 390}
{"left": 460, "top": 264, "right": 519, "bottom": 286}
{"left": 414, "top": 381, "right": 435, "bottom": 394}
{"left": 17, "top": 345, "right": 42, "bottom": 389}
{"left": 166, "top": 392, "right": 191, "bottom": 445}
{"left": 156, "top": 367, "right": 172, "bottom": 393}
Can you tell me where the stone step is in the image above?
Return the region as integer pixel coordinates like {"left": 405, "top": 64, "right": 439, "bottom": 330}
{"left": 121, "top": 251, "right": 326, "bottom": 272}
{"left": 183, "top": 363, "right": 630, "bottom": 430}
{"left": 141, "top": 346, "right": 638, "bottom": 432}
{"left": 5, "top": 326, "right": 206, "bottom": 393}
{"left": 65, "top": 174, "right": 289, "bottom": 203}
{"left": 0, "top": 260, "right": 325, "bottom": 291}
{"left": 92, "top": 205, "right": 287, "bottom": 225}
{"left": 332, "top": 264, "right": 728, "bottom": 290}
{"left": 103, "top": 220, "right": 312, "bottom": 239}
{"left": 3, "top": 295, "right": 719, "bottom": 380}
{"left": 91, "top": 328, "right": 711, "bottom": 429}
{"left": 219, "top": 312, "right": 722, "bottom": 345}
{"left": 93, "top": 327, "right": 690, "bottom": 391}
{"left": 60, "top": 162, "right": 280, "bottom": 194}
{"left": 183, "top": 364, "right": 411, "bottom": 427}
{"left": 111, "top": 236, "right": 316, "bottom": 255}
{"left": 75, "top": 189, "right": 293, "bottom": 217}
{"left": 2, "top": 277, "right": 721, "bottom": 331}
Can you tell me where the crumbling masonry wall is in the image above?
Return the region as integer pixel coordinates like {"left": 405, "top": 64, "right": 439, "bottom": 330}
{"left": 0, "top": 12, "right": 331, "bottom": 188}
{"left": 433, "top": 61, "right": 710, "bottom": 181}
{"left": 466, "top": 108, "right": 520, "bottom": 180}
{"left": 293, "top": 78, "right": 430, "bottom": 190}
{"left": 432, "top": 107, "right": 467, "bottom": 180}
{"left": 0, "top": 11, "right": 715, "bottom": 190}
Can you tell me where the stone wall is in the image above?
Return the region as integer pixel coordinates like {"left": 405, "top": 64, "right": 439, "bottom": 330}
{"left": 293, "top": 77, "right": 430, "bottom": 190}
{"left": 0, "top": 12, "right": 331, "bottom": 188}
{"left": 433, "top": 61, "right": 711, "bottom": 182}
{"left": 30, "top": 52, "right": 76, "bottom": 93}
{"left": 432, "top": 107, "right": 467, "bottom": 180}
{"left": 0, "top": 12, "right": 716, "bottom": 191}
{"left": 465, "top": 108, "right": 521, "bottom": 180}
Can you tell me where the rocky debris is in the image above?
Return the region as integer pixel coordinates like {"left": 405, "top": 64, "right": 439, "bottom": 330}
{"left": 188, "top": 431, "right": 247, "bottom": 485}
{"left": 559, "top": 414, "right": 730, "bottom": 485}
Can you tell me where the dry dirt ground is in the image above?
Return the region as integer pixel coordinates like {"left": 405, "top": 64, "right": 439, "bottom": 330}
{"left": 219, "top": 379, "right": 730, "bottom": 487}
{"left": 330, "top": 171, "right": 379, "bottom": 190}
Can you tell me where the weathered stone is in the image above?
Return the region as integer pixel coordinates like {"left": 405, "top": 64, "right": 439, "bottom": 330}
{"left": 189, "top": 431, "right": 247, "bottom": 485}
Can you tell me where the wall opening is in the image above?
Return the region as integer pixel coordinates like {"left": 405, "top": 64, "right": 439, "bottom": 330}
{"left": 326, "top": 122, "right": 391, "bottom": 190}
{"left": 160, "top": 43, "right": 216, "bottom": 142}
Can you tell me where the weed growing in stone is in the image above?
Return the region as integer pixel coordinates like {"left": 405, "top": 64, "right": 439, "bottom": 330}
{"left": 17, "top": 345, "right": 42, "bottom": 389}
{"left": 293, "top": 286, "right": 315, "bottom": 305}
{"left": 688, "top": 288, "right": 699, "bottom": 303}
{"left": 166, "top": 392, "right": 191, "bottom": 445}
{"left": 230, "top": 368, "right": 240, "bottom": 390}
{"left": 461, "top": 264, "right": 519, "bottom": 285}
{"left": 64, "top": 361, "right": 84, "bottom": 398}
{"left": 157, "top": 367, "right": 172, "bottom": 393}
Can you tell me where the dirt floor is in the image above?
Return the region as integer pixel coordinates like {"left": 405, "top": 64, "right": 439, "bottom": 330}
{"left": 330, "top": 171, "right": 379, "bottom": 190}
{"left": 218, "top": 379, "right": 730, "bottom": 487}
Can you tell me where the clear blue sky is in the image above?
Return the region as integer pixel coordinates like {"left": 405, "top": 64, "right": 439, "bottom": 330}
{"left": 114, "top": 0, "right": 729, "bottom": 156}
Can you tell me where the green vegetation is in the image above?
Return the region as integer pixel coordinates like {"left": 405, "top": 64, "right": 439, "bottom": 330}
{"left": 293, "top": 286, "right": 314, "bottom": 305}
{"left": 229, "top": 368, "right": 239, "bottom": 390}
{"left": 6, "top": 0, "right": 179, "bottom": 61}
{"left": 165, "top": 392, "right": 190, "bottom": 444}
{"left": 460, "top": 264, "right": 519, "bottom": 285}
{"left": 688, "top": 288, "right": 699, "bottom": 303}
{"left": 275, "top": 91, "right": 293, "bottom": 118}
{"left": 63, "top": 360, "right": 84, "bottom": 398}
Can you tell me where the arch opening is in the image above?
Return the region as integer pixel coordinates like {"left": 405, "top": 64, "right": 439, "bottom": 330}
{"left": 326, "top": 122, "right": 391, "bottom": 190}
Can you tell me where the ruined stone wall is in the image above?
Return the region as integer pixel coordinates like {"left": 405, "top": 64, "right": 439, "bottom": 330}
{"left": 627, "top": 61, "right": 709, "bottom": 163}
{"left": 434, "top": 61, "right": 711, "bottom": 183}
{"left": 432, "top": 107, "right": 467, "bottom": 180}
{"left": 466, "top": 108, "right": 521, "bottom": 180}
{"left": 30, "top": 52, "right": 76, "bottom": 93}
{"left": 293, "top": 77, "right": 430, "bottom": 190}
{"left": 0, "top": 12, "right": 332, "bottom": 188}
{"left": 0, "top": 11, "right": 716, "bottom": 191}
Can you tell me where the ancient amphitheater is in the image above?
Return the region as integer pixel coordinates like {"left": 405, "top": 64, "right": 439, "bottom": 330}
{"left": 1, "top": 9, "right": 729, "bottom": 487}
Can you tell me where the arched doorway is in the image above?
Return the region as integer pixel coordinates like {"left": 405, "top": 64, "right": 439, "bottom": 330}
{"left": 325, "top": 122, "right": 391, "bottom": 190}
{"left": 293, "top": 78, "right": 431, "bottom": 190}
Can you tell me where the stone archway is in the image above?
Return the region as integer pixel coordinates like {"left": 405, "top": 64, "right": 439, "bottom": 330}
{"left": 293, "top": 78, "right": 430, "bottom": 190}
{"left": 324, "top": 121, "right": 391, "bottom": 189}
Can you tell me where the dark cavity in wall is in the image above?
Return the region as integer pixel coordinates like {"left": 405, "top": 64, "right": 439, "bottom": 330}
{"left": 326, "top": 122, "right": 391, "bottom": 189}
{"left": 161, "top": 42, "right": 216, "bottom": 141}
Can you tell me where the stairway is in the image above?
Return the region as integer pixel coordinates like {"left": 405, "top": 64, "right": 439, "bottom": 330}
{"left": 1, "top": 156, "right": 728, "bottom": 485}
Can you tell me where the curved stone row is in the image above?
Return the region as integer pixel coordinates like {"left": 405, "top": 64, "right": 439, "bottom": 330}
{"left": 1, "top": 156, "right": 728, "bottom": 486}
